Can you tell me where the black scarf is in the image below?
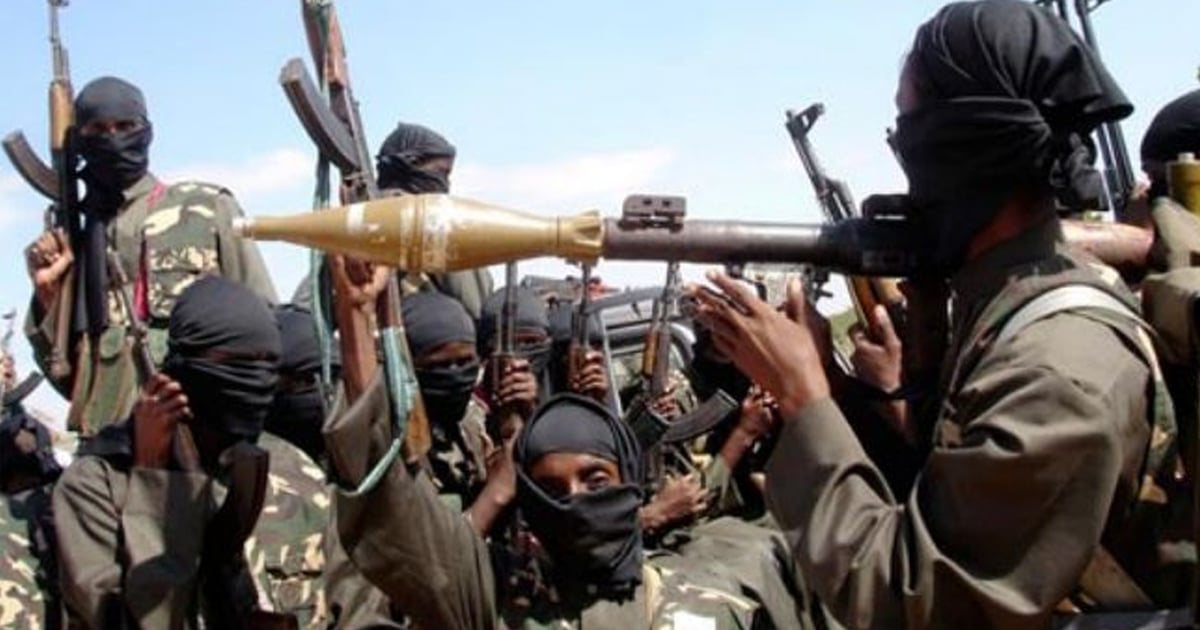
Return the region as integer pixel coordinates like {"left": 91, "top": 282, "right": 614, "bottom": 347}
{"left": 1141, "top": 89, "right": 1200, "bottom": 198}
{"left": 267, "top": 304, "right": 334, "bottom": 461}
{"left": 74, "top": 76, "right": 154, "bottom": 336}
{"left": 479, "top": 287, "right": 552, "bottom": 378}
{"left": 894, "top": 0, "right": 1132, "bottom": 272}
{"left": 515, "top": 394, "right": 644, "bottom": 601}
{"left": 402, "top": 291, "right": 480, "bottom": 428}
{"left": 376, "top": 122, "right": 456, "bottom": 193}
{"left": 161, "top": 277, "right": 280, "bottom": 441}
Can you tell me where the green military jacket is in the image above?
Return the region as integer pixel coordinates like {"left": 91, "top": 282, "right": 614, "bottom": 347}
{"left": 26, "top": 173, "right": 278, "bottom": 436}
{"left": 0, "top": 484, "right": 60, "bottom": 628}
{"left": 245, "top": 433, "right": 330, "bottom": 629}
{"left": 327, "top": 374, "right": 778, "bottom": 629}
{"left": 765, "top": 218, "right": 1158, "bottom": 629}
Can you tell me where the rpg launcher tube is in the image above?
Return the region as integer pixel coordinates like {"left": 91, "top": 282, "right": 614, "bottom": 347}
{"left": 1168, "top": 152, "right": 1200, "bottom": 216}
{"left": 233, "top": 194, "right": 1152, "bottom": 280}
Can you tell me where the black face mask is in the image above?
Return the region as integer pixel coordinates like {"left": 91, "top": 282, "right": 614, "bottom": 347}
{"left": 267, "top": 383, "right": 328, "bottom": 463}
{"left": 518, "top": 339, "right": 552, "bottom": 379}
{"left": 77, "top": 123, "right": 153, "bottom": 200}
{"left": 377, "top": 154, "right": 451, "bottom": 194}
{"left": 162, "top": 352, "right": 275, "bottom": 442}
{"left": 517, "top": 477, "right": 644, "bottom": 600}
{"left": 416, "top": 359, "right": 480, "bottom": 427}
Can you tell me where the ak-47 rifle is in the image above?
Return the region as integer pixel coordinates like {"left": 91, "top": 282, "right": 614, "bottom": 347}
{"left": 0, "top": 309, "right": 44, "bottom": 413}
{"left": 489, "top": 262, "right": 525, "bottom": 442}
{"left": 282, "top": 0, "right": 431, "bottom": 473}
{"left": 566, "top": 264, "right": 593, "bottom": 387}
{"left": 1035, "top": 0, "right": 1136, "bottom": 220}
{"left": 619, "top": 196, "right": 737, "bottom": 481}
{"left": 3, "top": 0, "right": 81, "bottom": 383}
{"left": 786, "top": 104, "right": 906, "bottom": 333}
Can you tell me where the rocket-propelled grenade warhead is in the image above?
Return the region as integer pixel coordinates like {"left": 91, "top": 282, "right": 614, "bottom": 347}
{"left": 232, "top": 194, "right": 605, "bottom": 272}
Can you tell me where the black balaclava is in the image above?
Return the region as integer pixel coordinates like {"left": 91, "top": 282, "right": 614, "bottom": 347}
{"left": 376, "top": 122, "right": 456, "bottom": 193}
{"left": 161, "top": 277, "right": 281, "bottom": 463}
{"left": 893, "top": 0, "right": 1132, "bottom": 272}
{"left": 515, "top": 394, "right": 644, "bottom": 601}
{"left": 269, "top": 304, "right": 336, "bottom": 462}
{"left": 74, "top": 76, "right": 155, "bottom": 336}
{"left": 75, "top": 76, "right": 153, "bottom": 205}
{"left": 479, "top": 287, "right": 552, "bottom": 378}
{"left": 402, "top": 290, "right": 480, "bottom": 428}
{"left": 0, "top": 407, "right": 62, "bottom": 492}
{"left": 546, "top": 301, "right": 604, "bottom": 395}
{"left": 1141, "top": 89, "right": 1200, "bottom": 198}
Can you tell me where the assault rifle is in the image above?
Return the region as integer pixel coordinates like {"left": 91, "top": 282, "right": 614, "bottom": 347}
{"left": 3, "top": 0, "right": 81, "bottom": 382}
{"left": 620, "top": 197, "right": 737, "bottom": 471}
{"left": 1, "top": 309, "right": 44, "bottom": 411}
{"left": 282, "top": 0, "right": 431, "bottom": 466}
{"left": 1035, "top": 0, "right": 1136, "bottom": 220}
{"left": 490, "top": 262, "right": 524, "bottom": 442}
{"left": 566, "top": 263, "right": 593, "bottom": 386}
{"left": 785, "top": 104, "right": 905, "bottom": 328}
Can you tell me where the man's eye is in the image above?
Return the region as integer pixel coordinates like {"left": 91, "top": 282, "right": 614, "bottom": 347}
{"left": 584, "top": 471, "right": 612, "bottom": 492}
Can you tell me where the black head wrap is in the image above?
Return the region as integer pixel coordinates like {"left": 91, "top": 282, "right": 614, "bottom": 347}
{"left": 74, "top": 76, "right": 154, "bottom": 199}
{"left": 268, "top": 304, "right": 334, "bottom": 461}
{"left": 74, "top": 77, "right": 156, "bottom": 337}
{"left": 376, "top": 122, "right": 457, "bottom": 193}
{"left": 893, "top": 0, "right": 1132, "bottom": 271}
{"left": 402, "top": 291, "right": 480, "bottom": 428}
{"left": 1141, "top": 89, "right": 1200, "bottom": 196}
{"left": 0, "top": 407, "right": 62, "bottom": 492}
{"left": 162, "top": 276, "right": 281, "bottom": 439}
{"left": 515, "top": 394, "right": 644, "bottom": 599}
{"left": 478, "top": 287, "right": 552, "bottom": 375}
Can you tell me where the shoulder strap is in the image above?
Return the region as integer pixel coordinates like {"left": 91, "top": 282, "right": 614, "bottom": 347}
{"left": 996, "top": 284, "right": 1144, "bottom": 346}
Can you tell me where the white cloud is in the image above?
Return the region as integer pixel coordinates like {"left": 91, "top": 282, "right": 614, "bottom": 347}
{"left": 0, "top": 171, "right": 42, "bottom": 229}
{"left": 162, "top": 148, "right": 313, "bottom": 198}
{"left": 453, "top": 147, "right": 676, "bottom": 212}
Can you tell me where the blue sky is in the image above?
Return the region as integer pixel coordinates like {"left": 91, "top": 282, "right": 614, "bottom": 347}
{"left": 2, "top": 0, "right": 1197, "bottom": 418}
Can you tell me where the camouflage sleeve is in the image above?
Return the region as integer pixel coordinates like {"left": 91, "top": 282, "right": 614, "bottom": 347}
{"left": 214, "top": 191, "right": 278, "bottom": 304}
{"left": 326, "top": 374, "right": 498, "bottom": 630}
{"left": 764, "top": 315, "right": 1149, "bottom": 629}
{"left": 23, "top": 294, "right": 73, "bottom": 397}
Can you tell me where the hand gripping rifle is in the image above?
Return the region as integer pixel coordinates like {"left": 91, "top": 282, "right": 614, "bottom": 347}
{"left": 282, "top": 0, "right": 431, "bottom": 480}
{"left": 3, "top": 0, "right": 82, "bottom": 383}
{"left": 620, "top": 197, "right": 737, "bottom": 477}
{"left": 566, "top": 263, "right": 593, "bottom": 388}
{"left": 489, "top": 262, "right": 525, "bottom": 442}
{"left": 785, "top": 104, "right": 905, "bottom": 333}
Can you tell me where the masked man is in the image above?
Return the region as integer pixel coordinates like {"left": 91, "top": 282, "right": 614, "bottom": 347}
{"left": 24, "top": 76, "right": 277, "bottom": 437}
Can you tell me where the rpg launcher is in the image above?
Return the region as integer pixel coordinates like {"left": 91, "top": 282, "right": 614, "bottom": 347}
{"left": 233, "top": 193, "right": 1153, "bottom": 283}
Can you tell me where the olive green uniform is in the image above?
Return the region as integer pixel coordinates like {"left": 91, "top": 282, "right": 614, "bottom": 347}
{"left": 26, "top": 173, "right": 278, "bottom": 436}
{"left": 326, "top": 375, "right": 779, "bottom": 629}
{"left": 765, "top": 219, "right": 1159, "bottom": 628}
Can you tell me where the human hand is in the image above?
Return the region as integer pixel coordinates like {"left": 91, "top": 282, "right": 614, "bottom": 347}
{"left": 849, "top": 304, "right": 902, "bottom": 394}
{"left": 642, "top": 473, "right": 708, "bottom": 533}
{"left": 494, "top": 357, "right": 538, "bottom": 420}
{"left": 735, "top": 387, "right": 779, "bottom": 441}
{"left": 1, "top": 354, "right": 15, "bottom": 392}
{"left": 25, "top": 228, "right": 73, "bottom": 310}
{"left": 132, "top": 374, "right": 191, "bottom": 469}
{"left": 648, "top": 383, "right": 682, "bottom": 420}
{"left": 570, "top": 349, "right": 609, "bottom": 403}
{"left": 689, "top": 273, "right": 830, "bottom": 416}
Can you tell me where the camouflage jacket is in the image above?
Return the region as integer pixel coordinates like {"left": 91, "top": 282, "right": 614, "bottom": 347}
{"left": 26, "top": 173, "right": 278, "bottom": 436}
{"left": 0, "top": 484, "right": 61, "bottom": 629}
{"left": 245, "top": 432, "right": 330, "bottom": 629}
{"left": 328, "top": 374, "right": 779, "bottom": 629}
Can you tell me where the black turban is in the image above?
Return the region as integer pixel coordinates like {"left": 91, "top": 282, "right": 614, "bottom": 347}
{"left": 376, "top": 122, "right": 456, "bottom": 193}
{"left": 162, "top": 276, "right": 281, "bottom": 439}
{"left": 402, "top": 290, "right": 476, "bottom": 358}
{"left": 1141, "top": 89, "right": 1200, "bottom": 170}
{"left": 478, "top": 287, "right": 551, "bottom": 353}
{"left": 75, "top": 77, "right": 156, "bottom": 336}
{"left": 515, "top": 394, "right": 644, "bottom": 599}
{"left": 269, "top": 304, "right": 335, "bottom": 461}
{"left": 893, "top": 0, "right": 1132, "bottom": 271}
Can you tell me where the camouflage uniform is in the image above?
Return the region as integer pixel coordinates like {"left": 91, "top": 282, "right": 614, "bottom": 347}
{"left": 245, "top": 432, "right": 330, "bottom": 629}
{"left": 327, "top": 374, "right": 782, "bottom": 629}
{"left": 26, "top": 173, "right": 278, "bottom": 436}
{"left": 0, "top": 484, "right": 60, "bottom": 629}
